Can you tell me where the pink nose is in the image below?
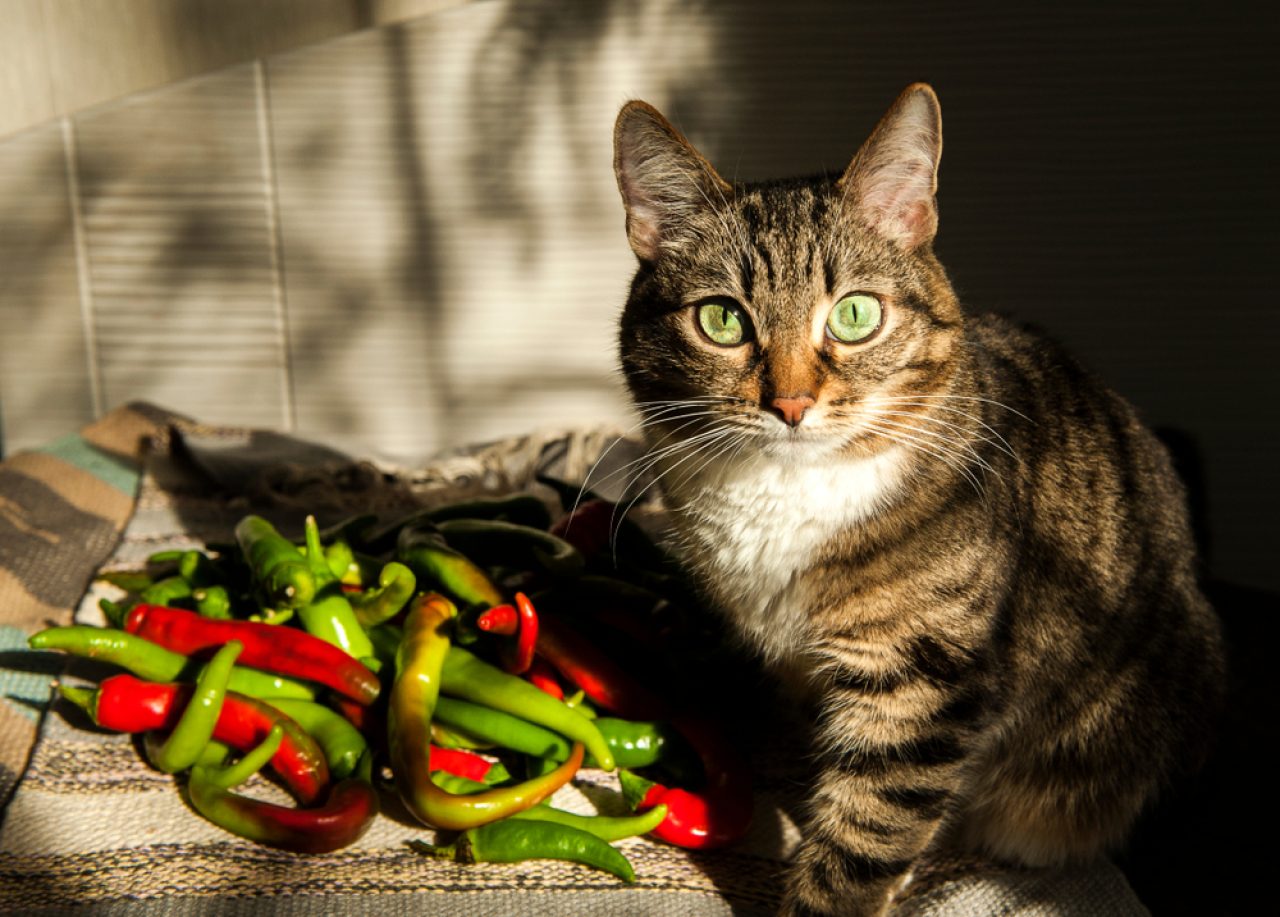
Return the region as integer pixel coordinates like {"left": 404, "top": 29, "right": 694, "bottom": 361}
{"left": 770, "top": 395, "right": 815, "bottom": 428}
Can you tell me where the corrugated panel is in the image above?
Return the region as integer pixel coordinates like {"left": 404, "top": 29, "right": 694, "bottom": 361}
{"left": 73, "top": 63, "right": 290, "bottom": 431}
{"left": 0, "top": 121, "right": 95, "bottom": 455}
{"left": 267, "top": 1, "right": 724, "bottom": 461}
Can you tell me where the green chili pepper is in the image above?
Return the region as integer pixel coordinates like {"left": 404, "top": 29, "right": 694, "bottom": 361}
{"left": 423, "top": 494, "right": 554, "bottom": 529}
{"left": 295, "top": 516, "right": 375, "bottom": 660}
{"left": 193, "top": 585, "right": 232, "bottom": 619}
{"left": 264, "top": 698, "right": 366, "bottom": 779}
{"left": 350, "top": 562, "right": 416, "bottom": 628}
{"left": 435, "top": 518, "right": 584, "bottom": 577}
{"left": 96, "top": 569, "right": 154, "bottom": 592}
{"left": 441, "top": 646, "right": 614, "bottom": 771}
{"left": 140, "top": 575, "right": 194, "bottom": 608}
{"left": 389, "top": 594, "right": 586, "bottom": 830}
{"left": 235, "top": 515, "right": 316, "bottom": 609}
{"left": 434, "top": 696, "right": 573, "bottom": 761}
{"left": 323, "top": 539, "right": 362, "bottom": 585}
{"left": 408, "top": 819, "right": 635, "bottom": 882}
{"left": 195, "top": 728, "right": 283, "bottom": 788}
{"left": 177, "top": 550, "right": 218, "bottom": 588}
{"left": 28, "top": 626, "right": 316, "bottom": 700}
{"left": 148, "top": 641, "right": 241, "bottom": 773}
{"left": 510, "top": 801, "right": 668, "bottom": 843}
{"left": 397, "top": 524, "right": 503, "bottom": 609}
{"left": 188, "top": 758, "right": 378, "bottom": 853}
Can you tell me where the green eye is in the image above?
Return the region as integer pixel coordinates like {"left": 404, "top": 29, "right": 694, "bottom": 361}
{"left": 696, "top": 301, "right": 750, "bottom": 346}
{"left": 826, "top": 293, "right": 883, "bottom": 343}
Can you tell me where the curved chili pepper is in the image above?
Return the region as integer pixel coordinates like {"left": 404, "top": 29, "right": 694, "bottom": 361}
{"left": 434, "top": 696, "right": 573, "bottom": 761}
{"left": 408, "top": 818, "right": 634, "bottom": 882}
{"left": 148, "top": 641, "right": 241, "bottom": 773}
{"left": 389, "top": 593, "right": 586, "bottom": 830}
{"left": 423, "top": 494, "right": 553, "bottom": 529}
{"left": 140, "top": 575, "right": 194, "bottom": 609}
{"left": 535, "top": 613, "right": 667, "bottom": 721}
{"left": 189, "top": 763, "right": 378, "bottom": 854}
{"left": 124, "top": 605, "right": 380, "bottom": 705}
{"left": 397, "top": 523, "right": 504, "bottom": 609}
{"left": 265, "top": 698, "right": 367, "bottom": 780}
{"left": 476, "top": 604, "right": 518, "bottom": 636}
{"left": 506, "top": 592, "right": 538, "bottom": 675}
{"left": 425, "top": 771, "right": 669, "bottom": 842}
{"left": 440, "top": 646, "right": 614, "bottom": 771}
{"left": 510, "top": 800, "right": 668, "bottom": 843}
{"left": 60, "top": 675, "right": 329, "bottom": 804}
{"left": 323, "top": 539, "right": 362, "bottom": 586}
{"left": 526, "top": 657, "right": 564, "bottom": 700}
{"left": 617, "top": 713, "right": 752, "bottom": 850}
{"left": 349, "top": 562, "right": 416, "bottom": 628}
{"left": 29, "top": 626, "right": 316, "bottom": 700}
{"left": 234, "top": 514, "right": 316, "bottom": 609}
{"left": 435, "top": 518, "right": 584, "bottom": 578}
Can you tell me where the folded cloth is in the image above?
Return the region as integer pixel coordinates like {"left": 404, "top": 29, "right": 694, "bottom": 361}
{"left": 0, "top": 408, "right": 1149, "bottom": 916}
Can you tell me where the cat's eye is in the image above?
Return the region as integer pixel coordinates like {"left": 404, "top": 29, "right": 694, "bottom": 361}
{"left": 826, "top": 293, "right": 883, "bottom": 343}
{"left": 696, "top": 300, "right": 751, "bottom": 346}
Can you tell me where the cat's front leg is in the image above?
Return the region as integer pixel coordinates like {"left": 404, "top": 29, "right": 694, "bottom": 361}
{"left": 781, "top": 637, "right": 992, "bottom": 916}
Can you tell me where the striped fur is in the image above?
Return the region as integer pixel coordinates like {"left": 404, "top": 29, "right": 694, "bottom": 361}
{"left": 613, "top": 86, "right": 1225, "bottom": 916}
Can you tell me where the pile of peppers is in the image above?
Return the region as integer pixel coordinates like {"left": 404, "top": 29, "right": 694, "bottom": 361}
{"left": 30, "top": 487, "right": 753, "bottom": 881}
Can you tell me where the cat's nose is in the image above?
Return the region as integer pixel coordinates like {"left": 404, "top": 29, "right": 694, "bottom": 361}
{"left": 770, "top": 395, "right": 815, "bottom": 428}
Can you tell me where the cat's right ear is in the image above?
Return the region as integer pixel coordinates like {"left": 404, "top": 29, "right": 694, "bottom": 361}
{"left": 614, "top": 101, "right": 730, "bottom": 263}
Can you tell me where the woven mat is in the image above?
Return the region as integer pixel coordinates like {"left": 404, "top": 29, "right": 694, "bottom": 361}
{"left": 0, "top": 404, "right": 1149, "bottom": 916}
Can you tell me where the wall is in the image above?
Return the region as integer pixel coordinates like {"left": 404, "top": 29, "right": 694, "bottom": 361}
{"left": 0, "top": 1, "right": 1274, "bottom": 592}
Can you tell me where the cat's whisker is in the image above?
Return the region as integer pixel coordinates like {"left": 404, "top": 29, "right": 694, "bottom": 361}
{"left": 609, "top": 427, "right": 740, "bottom": 559}
{"left": 865, "top": 416, "right": 998, "bottom": 482}
{"left": 870, "top": 399, "right": 1019, "bottom": 459}
{"left": 860, "top": 421, "right": 988, "bottom": 500}
{"left": 572, "top": 400, "right": 733, "bottom": 512}
{"left": 588, "top": 423, "right": 730, "bottom": 499}
{"left": 863, "top": 408, "right": 1014, "bottom": 463}
{"left": 876, "top": 393, "right": 1034, "bottom": 424}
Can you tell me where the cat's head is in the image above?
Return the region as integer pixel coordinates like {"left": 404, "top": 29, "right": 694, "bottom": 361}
{"left": 614, "top": 84, "right": 966, "bottom": 466}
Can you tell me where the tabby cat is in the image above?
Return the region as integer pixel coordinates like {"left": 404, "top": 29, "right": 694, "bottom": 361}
{"left": 611, "top": 84, "right": 1225, "bottom": 916}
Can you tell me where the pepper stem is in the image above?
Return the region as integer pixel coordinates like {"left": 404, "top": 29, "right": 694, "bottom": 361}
{"left": 406, "top": 839, "right": 460, "bottom": 862}
{"left": 58, "top": 684, "right": 94, "bottom": 715}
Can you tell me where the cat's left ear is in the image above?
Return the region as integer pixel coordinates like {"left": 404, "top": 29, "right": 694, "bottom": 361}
{"left": 614, "top": 100, "right": 732, "bottom": 263}
{"left": 839, "top": 83, "right": 943, "bottom": 251}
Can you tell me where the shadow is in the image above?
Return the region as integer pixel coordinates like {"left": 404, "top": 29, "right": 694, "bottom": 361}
{"left": 1118, "top": 579, "right": 1279, "bottom": 915}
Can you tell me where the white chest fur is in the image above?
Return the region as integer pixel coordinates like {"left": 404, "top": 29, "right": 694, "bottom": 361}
{"left": 658, "top": 444, "right": 907, "bottom": 663}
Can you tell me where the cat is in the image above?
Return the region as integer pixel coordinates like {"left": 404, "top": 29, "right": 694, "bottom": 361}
{"left": 611, "top": 84, "right": 1225, "bottom": 916}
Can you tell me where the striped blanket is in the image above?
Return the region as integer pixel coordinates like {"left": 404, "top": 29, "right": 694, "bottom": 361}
{"left": 0, "top": 404, "right": 1148, "bottom": 915}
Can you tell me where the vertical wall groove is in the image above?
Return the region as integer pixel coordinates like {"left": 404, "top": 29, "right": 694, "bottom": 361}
{"left": 254, "top": 59, "right": 296, "bottom": 431}
{"left": 60, "top": 116, "right": 103, "bottom": 418}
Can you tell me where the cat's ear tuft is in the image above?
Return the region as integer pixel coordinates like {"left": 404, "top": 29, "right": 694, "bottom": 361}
{"left": 839, "top": 83, "right": 943, "bottom": 251}
{"left": 614, "top": 101, "right": 730, "bottom": 263}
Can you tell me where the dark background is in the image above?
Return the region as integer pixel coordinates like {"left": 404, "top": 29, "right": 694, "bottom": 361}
{"left": 660, "top": 1, "right": 1278, "bottom": 598}
{"left": 660, "top": 3, "right": 1275, "bottom": 912}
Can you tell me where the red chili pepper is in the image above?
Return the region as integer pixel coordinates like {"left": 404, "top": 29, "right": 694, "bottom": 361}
{"left": 549, "top": 498, "right": 615, "bottom": 559}
{"left": 62, "top": 674, "right": 329, "bottom": 804}
{"left": 428, "top": 745, "right": 496, "bottom": 783}
{"left": 476, "top": 604, "right": 518, "bottom": 636}
{"left": 124, "top": 604, "right": 380, "bottom": 705}
{"left": 619, "top": 712, "right": 752, "bottom": 850}
{"left": 189, "top": 768, "right": 378, "bottom": 854}
{"left": 507, "top": 592, "right": 539, "bottom": 675}
{"left": 526, "top": 657, "right": 564, "bottom": 700}
{"left": 535, "top": 612, "right": 666, "bottom": 720}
